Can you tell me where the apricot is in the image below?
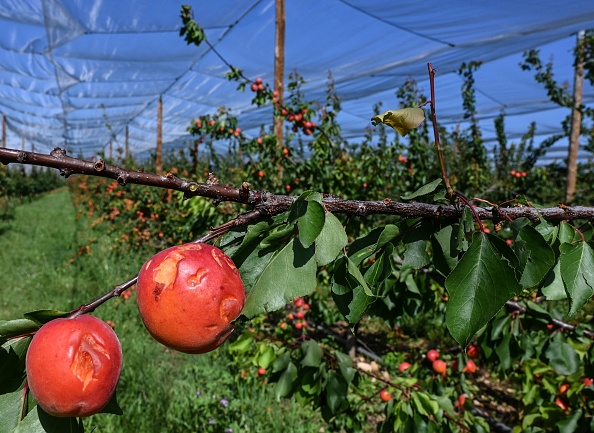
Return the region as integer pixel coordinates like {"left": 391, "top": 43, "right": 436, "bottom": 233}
{"left": 25, "top": 314, "right": 122, "bottom": 417}
{"left": 136, "top": 243, "right": 245, "bottom": 354}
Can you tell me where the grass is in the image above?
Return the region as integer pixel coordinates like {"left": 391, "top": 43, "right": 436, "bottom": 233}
{"left": 1, "top": 188, "right": 324, "bottom": 433}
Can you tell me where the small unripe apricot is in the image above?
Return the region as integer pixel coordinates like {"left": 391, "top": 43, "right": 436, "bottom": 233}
{"left": 137, "top": 243, "right": 245, "bottom": 354}
{"left": 25, "top": 315, "right": 122, "bottom": 417}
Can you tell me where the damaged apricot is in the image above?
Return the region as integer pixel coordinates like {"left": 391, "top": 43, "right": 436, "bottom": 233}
{"left": 136, "top": 243, "right": 245, "bottom": 354}
{"left": 25, "top": 314, "right": 123, "bottom": 417}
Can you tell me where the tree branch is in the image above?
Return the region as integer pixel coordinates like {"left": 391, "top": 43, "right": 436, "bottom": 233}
{"left": 2, "top": 146, "right": 594, "bottom": 223}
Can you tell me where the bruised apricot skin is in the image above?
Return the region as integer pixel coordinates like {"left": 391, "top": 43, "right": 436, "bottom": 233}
{"left": 25, "top": 315, "right": 123, "bottom": 417}
{"left": 136, "top": 243, "right": 245, "bottom": 354}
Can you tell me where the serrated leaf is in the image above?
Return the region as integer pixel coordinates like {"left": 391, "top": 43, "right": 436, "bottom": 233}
{"left": 315, "top": 212, "right": 347, "bottom": 266}
{"left": 559, "top": 242, "right": 594, "bottom": 317}
{"left": 275, "top": 362, "right": 298, "bottom": 400}
{"left": 400, "top": 178, "right": 442, "bottom": 201}
{"left": 402, "top": 240, "right": 430, "bottom": 270}
{"left": 541, "top": 260, "right": 567, "bottom": 300}
{"left": 517, "top": 225, "right": 555, "bottom": 288}
{"left": 243, "top": 238, "right": 317, "bottom": 318}
{"left": 371, "top": 107, "right": 425, "bottom": 136}
{"left": 0, "top": 389, "right": 22, "bottom": 432}
{"left": 445, "top": 232, "right": 521, "bottom": 347}
{"left": 348, "top": 225, "right": 399, "bottom": 266}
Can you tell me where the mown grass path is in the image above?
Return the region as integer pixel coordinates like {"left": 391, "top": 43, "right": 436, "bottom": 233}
{"left": 0, "top": 188, "right": 77, "bottom": 318}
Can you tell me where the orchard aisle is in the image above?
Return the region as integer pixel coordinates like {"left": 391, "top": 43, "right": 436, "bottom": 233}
{"left": 0, "top": 188, "right": 78, "bottom": 319}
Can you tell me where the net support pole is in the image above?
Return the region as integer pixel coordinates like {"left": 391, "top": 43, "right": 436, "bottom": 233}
{"left": 156, "top": 95, "right": 163, "bottom": 174}
{"left": 566, "top": 30, "right": 585, "bottom": 204}
{"left": 125, "top": 125, "right": 129, "bottom": 159}
{"left": 273, "top": 0, "right": 285, "bottom": 148}
{"left": 1, "top": 115, "right": 5, "bottom": 148}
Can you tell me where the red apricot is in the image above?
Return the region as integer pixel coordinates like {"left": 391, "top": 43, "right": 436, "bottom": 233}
{"left": 398, "top": 362, "right": 411, "bottom": 372}
{"left": 379, "top": 389, "right": 392, "bottom": 402}
{"left": 137, "top": 243, "right": 245, "bottom": 354}
{"left": 25, "top": 315, "right": 122, "bottom": 417}
{"left": 466, "top": 344, "right": 480, "bottom": 358}
{"left": 426, "top": 349, "right": 439, "bottom": 362}
{"left": 432, "top": 360, "right": 447, "bottom": 374}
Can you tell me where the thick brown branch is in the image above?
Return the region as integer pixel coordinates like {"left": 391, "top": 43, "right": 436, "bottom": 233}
{"left": 2, "top": 147, "right": 594, "bottom": 223}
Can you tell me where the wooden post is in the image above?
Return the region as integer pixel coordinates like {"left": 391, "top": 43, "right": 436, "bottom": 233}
{"left": 125, "top": 125, "right": 129, "bottom": 159}
{"left": 1, "top": 115, "right": 5, "bottom": 148}
{"left": 273, "top": 0, "right": 285, "bottom": 148}
{"left": 156, "top": 96, "right": 163, "bottom": 174}
{"left": 566, "top": 30, "right": 585, "bottom": 204}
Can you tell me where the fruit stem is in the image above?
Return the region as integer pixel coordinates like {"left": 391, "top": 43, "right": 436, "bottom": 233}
{"left": 69, "top": 276, "right": 137, "bottom": 318}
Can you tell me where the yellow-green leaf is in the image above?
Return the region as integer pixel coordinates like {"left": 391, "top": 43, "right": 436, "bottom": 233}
{"left": 371, "top": 107, "right": 425, "bottom": 136}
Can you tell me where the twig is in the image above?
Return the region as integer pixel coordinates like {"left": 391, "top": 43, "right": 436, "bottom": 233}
{"left": 427, "top": 63, "right": 454, "bottom": 198}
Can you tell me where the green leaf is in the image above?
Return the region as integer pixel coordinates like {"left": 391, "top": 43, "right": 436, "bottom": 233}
{"left": 335, "top": 351, "right": 356, "bottom": 384}
{"left": 0, "top": 319, "right": 39, "bottom": 345}
{"left": 301, "top": 340, "right": 323, "bottom": 368}
{"left": 559, "top": 241, "right": 594, "bottom": 316}
{"left": 0, "top": 389, "right": 22, "bottom": 432}
{"left": 545, "top": 337, "right": 580, "bottom": 375}
{"left": 227, "top": 332, "right": 253, "bottom": 354}
{"left": 14, "top": 406, "right": 84, "bottom": 433}
{"left": 445, "top": 233, "right": 521, "bottom": 347}
{"left": 348, "top": 225, "right": 399, "bottom": 266}
{"left": 431, "top": 224, "right": 460, "bottom": 276}
{"left": 325, "top": 372, "right": 348, "bottom": 414}
{"left": 331, "top": 257, "right": 374, "bottom": 325}
{"left": 315, "top": 212, "right": 347, "bottom": 266}
{"left": 364, "top": 243, "right": 394, "bottom": 288}
{"left": 297, "top": 201, "right": 325, "bottom": 248}
{"left": 257, "top": 345, "right": 276, "bottom": 369}
{"left": 371, "top": 107, "right": 425, "bottom": 136}
{"left": 517, "top": 225, "right": 555, "bottom": 288}
{"left": 243, "top": 238, "right": 317, "bottom": 318}
{"left": 0, "top": 337, "right": 31, "bottom": 394}
{"left": 23, "top": 310, "right": 70, "bottom": 325}
{"left": 275, "top": 362, "right": 298, "bottom": 399}
{"left": 402, "top": 240, "right": 430, "bottom": 270}
{"left": 411, "top": 392, "right": 439, "bottom": 417}
{"left": 99, "top": 390, "right": 123, "bottom": 415}
{"left": 541, "top": 260, "right": 567, "bottom": 300}
{"left": 400, "top": 179, "right": 442, "bottom": 201}
{"left": 347, "top": 257, "right": 373, "bottom": 297}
